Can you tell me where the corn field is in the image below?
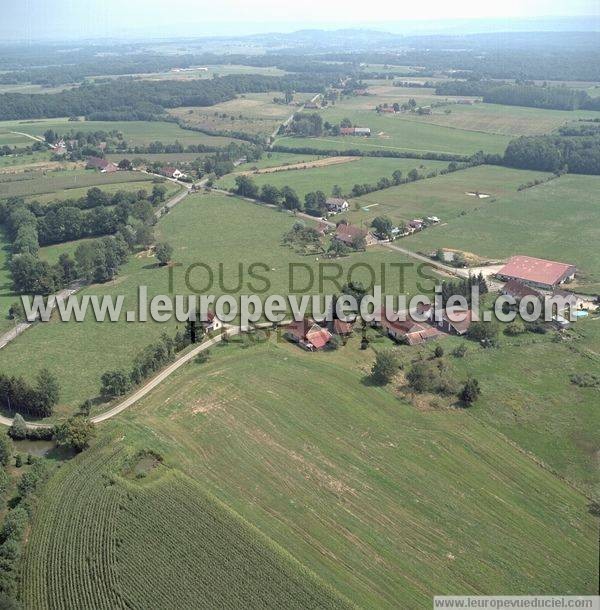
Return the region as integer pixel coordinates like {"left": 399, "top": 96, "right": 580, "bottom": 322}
{"left": 20, "top": 443, "right": 351, "bottom": 609}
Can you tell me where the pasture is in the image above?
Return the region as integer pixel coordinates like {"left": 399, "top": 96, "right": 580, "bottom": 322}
{"left": 403, "top": 102, "right": 600, "bottom": 136}
{"left": 85, "top": 336, "right": 597, "bottom": 607}
{"left": 347, "top": 165, "right": 551, "bottom": 227}
{"left": 0, "top": 168, "right": 155, "bottom": 200}
{"left": 218, "top": 156, "right": 451, "bottom": 200}
{"left": 21, "top": 442, "right": 347, "bottom": 609}
{"left": 403, "top": 173, "right": 600, "bottom": 290}
{"left": 0, "top": 191, "right": 439, "bottom": 412}
{"left": 0, "top": 118, "right": 244, "bottom": 148}
{"left": 275, "top": 110, "right": 512, "bottom": 156}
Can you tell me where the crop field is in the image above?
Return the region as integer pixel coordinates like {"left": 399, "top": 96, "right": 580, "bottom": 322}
{"left": 89, "top": 337, "right": 598, "bottom": 607}
{"left": 106, "top": 152, "right": 207, "bottom": 164}
{"left": 234, "top": 151, "right": 322, "bottom": 171}
{"left": 0, "top": 168, "right": 155, "bottom": 199}
{"left": 0, "top": 191, "right": 439, "bottom": 412}
{"left": 0, "top": 118, "right": 244, "bottom": 147}
{"left": 275, "top": 110, "right": 512, "bottom": 156}
{"left": 169, "top": 92, "right": 316, "bottom": 137}
{"left": 0, "top": 151, "right": 61, "bottom": 171}
{"left": 346, "top": 165, "right": 551, "bottom": 227}
{"left": 403, "top": 102, "right": 600, "bottom": 136}
{"left": 340, "top": 85, "right": 440, "bottom": 110}
{"left": 218, "top": 156, "right": 451, "bottom": 200}
{"left": 21, "top": 442, "right": 347, "bottom": 609}
{"left": 403, "top": 173, "right": 600, "bottom": 290}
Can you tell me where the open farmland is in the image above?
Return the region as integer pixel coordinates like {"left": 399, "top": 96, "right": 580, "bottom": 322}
{"left": 218, "top": 156, "right": 451, "bottom": 200}
{"left": 0, "top": 168, "right": 155, "bottom": 199}
{"left": 276, "top": 111, "right": 512, "bottom": 156}
{"left": 346, "top": 165, "right": 551, "bottom": 227}
{"left": 402, "top": 173, "right": 600, "bottom": 290}
{"left": 169, "top": 91, "right": 308, "bottom": 137}
{"left": 402, "top": 102, "right": 600, "bottom": 136}
{"left": 22, "top": 441, "right": 348, "bottom": 609}
{"left": 0, "top": 119, "right": 244, "bottom": 148}
{"left": 0, "top": 191, "right": 439, "bottom": 413}
{"left": 70, "top": 337, "right": 598, "bottom": 608}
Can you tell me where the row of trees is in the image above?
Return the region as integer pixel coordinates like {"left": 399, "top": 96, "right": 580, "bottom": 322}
{"left": 503, "top": 134, "right": 600, "bottom": 174}
{"left": 0, "top": 369, "right": 60, "bottom": 418}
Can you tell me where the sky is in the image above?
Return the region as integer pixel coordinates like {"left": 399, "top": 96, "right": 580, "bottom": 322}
{"left": 2, "top": 0, "right": 600, "bottom": 40}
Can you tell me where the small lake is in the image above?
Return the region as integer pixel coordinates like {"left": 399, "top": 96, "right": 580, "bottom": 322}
{"left": 14, "top": 439, "right": 56, "bottom": 457}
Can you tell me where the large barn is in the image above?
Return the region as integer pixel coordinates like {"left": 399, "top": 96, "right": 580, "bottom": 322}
{"left": 497, "top": 255, "right": 576, "bottom": 290}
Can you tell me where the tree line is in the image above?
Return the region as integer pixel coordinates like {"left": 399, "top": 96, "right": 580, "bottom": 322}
{"left": 0, "top": 73, "right": 338, "bottom": 121}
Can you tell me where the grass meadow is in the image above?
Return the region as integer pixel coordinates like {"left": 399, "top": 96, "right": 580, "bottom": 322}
{"left": 0, "top": 118, "right": 244, "bottom": 147}
{"left": 37, "top": 335, "right": 595, "bottom": 608}
{"left": 403, "top": 173, "right": 600, "bottom": 290}
{"left": 218, "top": 156, "right": 451, "bottom": 200}
{"left": 0, "top": 191, "right": 439, "bottom": 413}
{"left": 346, "top": 165, "right": 552, "bottom": 227}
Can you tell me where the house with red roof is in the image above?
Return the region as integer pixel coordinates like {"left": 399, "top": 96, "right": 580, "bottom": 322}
{"left": 502, "top": 279, "right": 542, "bottom": 302}
{"left": 86, "top": 157, "right": 118, "bottom": 173}
{"left": 498, "top": 255, "right": 576, "bottom": 290}
{"left": 333, "top": 223, "right": 377, "bottom": 248}
{"left": 200, "top": 310, "right": 223, "bottom": 333}
{"left": 434, "top": 307, "right": 473, "bottom": 335}
{"left": 285, "top": 318, "right": 332, "bottom": 350}
{"left": 377, "top": 308, "right": 440, "bottom": 345}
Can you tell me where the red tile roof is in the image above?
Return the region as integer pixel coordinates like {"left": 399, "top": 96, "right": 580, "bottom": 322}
{"left": 502, "top": 279, "right": 541, "bottom": 300}
{"left": 334, "top": 223, "right": 366, "bottom": 245}
{"left": 333, "top": 319, "right": 353, "bottom": 335}
{"left": 499, "top": 255, "right": 575, "bottom": 287}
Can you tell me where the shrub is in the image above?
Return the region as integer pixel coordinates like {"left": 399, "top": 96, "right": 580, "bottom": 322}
{"left": 369, "top": 350, "right": 398, "bottom": 385}
{"left": 459, "top": 378, "right": 481, "bottom": 406}
{"left": 434, "top": 345, "right": 444, "bottom": 358}
{"left": 452, "top": 344, "right": 468, "bottom": 358}
{"left": 8, "top": 415, "right": 26, "bottom": 441}
{"left": 505, "top": 320, "right": 526, "bottom": 336}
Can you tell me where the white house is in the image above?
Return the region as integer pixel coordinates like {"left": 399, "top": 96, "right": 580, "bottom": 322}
{"left": 325, "top": 198, "right": 349, "bottom": 213}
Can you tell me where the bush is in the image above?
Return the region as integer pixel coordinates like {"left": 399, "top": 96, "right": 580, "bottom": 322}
{"left": 8, "top": 415, "right": 27, "bottom": 441}
{"left": 0, "top": 437, "right": 12, "bottom": 468}
{"left": 369, "top": 350, "right": 398, "bottom": 385}
{"left": 459, "top": 378, "right": 481, "bottom": 406}
{"left": 54, "top": 416, "right": 95, "bottom": 453}
{"left": 406, "top": 360, "right": 457, "bottom": 395}
{"left": 504, "top": 320, "right": 526, "bottom": 336}
{"left": 452, "top": 344, "right": 468, "bottom": 358}
{"left": 195, "top": 350, "right": 211, "bottom": 364}
{"left": 570, "top": 373, "right": 600, "bottom": 388}
{"left": 434, "top": 345, "right": 444, "bottom": 358}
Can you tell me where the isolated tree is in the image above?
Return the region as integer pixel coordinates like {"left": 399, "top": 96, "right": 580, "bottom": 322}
{"left": 7, "top": 301, "right": 24, "bottom": 321}
{"left": 371, "top": 216, "right": 393, "bottom": 239}
{"left": 14, "top": 454, "right": 22, "bottom": 468}
{"left": 54, "top": 416, "right": 95, "bottom": 452}
{"left": 118, "top": 158, "right": 132, "bottom": 170}
{"left": 0, "top": 435, "right": 13, "bottom": 467}
{"left": 9, "top": 414, "right": 27, "bottom": 440}
{"left": 434, "top": 345, "right": 444, "bottom": 358}
{"left": 155, "top": 242, "right": 173, "bottom": 266}
{"left": 370, "top": 350, "right": 397, "bottom": 385}
{"left": 459, "top": 378, "right": 481, "bottom": 406}
{"left": 331, "top": 185, "right": 343, "bottom": 198}
{"left": 100, "top": 370, "right": 131, "bottom": 398}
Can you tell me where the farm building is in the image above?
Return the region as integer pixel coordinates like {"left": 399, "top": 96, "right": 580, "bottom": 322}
{"left": 160, "top": 167, "right": 187, "bottom": 180}
{"left": 303, "top": 102, "right": 319, "bottom": 109}
{"left": 502, "top": 279, "right": 542, "bottom": 302}
{"left": 325, "top": 197, "right": 349, "bottom": 213}
{"left": 333, "top": 223, "right": 377, "bottom": 247}
{"left": 200, "top": 310, "right": 223, "bottom": 333}
{"left": 433, "top": 307, "right": 473, "bottom": 335}
{"left": 339, "top": 127, "right": 371, "bottom": 136}
{"left": 498, "top": 255, "right": 576, "bottom": 290}
{"left": 86, "top": 157, "right": 118, "bottom": 173}
{"left": 376, "top": 308, "right": 440, "bottom": 345}
{"left": 285, "top": 318, "right": 332, "bottom": 350}
{"left": 332, "top": 319, "right": 354, "bottom": 336}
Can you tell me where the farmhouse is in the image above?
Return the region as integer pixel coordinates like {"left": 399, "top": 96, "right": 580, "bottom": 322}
{"left": 200, "top": 310, "right": 223, "bottom": 333}
{"left": 377, "top": 308, "right": 440, "bottom": 345}
{"left": 325, "top": 197, "right": 349, "bottom": 213}
{"left": 86, "top": 157, "right": 118, "bottom": 173}
{"left": 303, "top": 101, "right": 319, "bottom": 109}
{"left": 377, "top": 106, "right": 396, "bottom": 114}
{"left": 408, "top": 219, "right": 424, "bottom": 231}
{"left": 332, "top": 319, "right": 354, "bottom": 336}
{"left": 502, "top": 279, "right": 542, "bottom": 302}
{"left": 160, "top": 167, "right": 187, "bottom": 180}
{"left": 498, "top": 255, "right": 576, "bottom": 290}
{"left": 285, "top": 318, "right": 332, "bottom": 350}
{"left": 333, "top": 223, "right": 377, "bottom": 247}
{"left": 434, "top": 307, "right": 473, "bottom": 335}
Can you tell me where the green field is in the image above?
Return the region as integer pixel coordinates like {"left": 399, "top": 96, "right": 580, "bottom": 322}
{"left": 403, "top": 102, "right": 600, "bottom": 136}
{"left": 0, "top": 169, "right": 155, "bottom": 200}
{"left": 347, "top": 165, "right": 552, "bottom": 227}
{"left": 218, "top": 156, "right": 451, "bottom": 200}
{"left": 234, "top": 151, "right": 322, "bottom": 170}
{"left": 22, "top": 441, "right": 348, "bottom": 609}
{"left": 0, "top": 191, "right": 439, "bottom": 413}
{"left": 275, "top": 111, "right": 512, "bottom": 156}
{"left": 20, "top": 336, "right": 596, "bottom": 607}
{"left": 403, "top": 173, "right": 600, "bottom": 290}
{"left": 0, "top": 118, "right": 243, "bottom": 148}
{"left": 0, "top": 151, "right": 52, "bottom": 169}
